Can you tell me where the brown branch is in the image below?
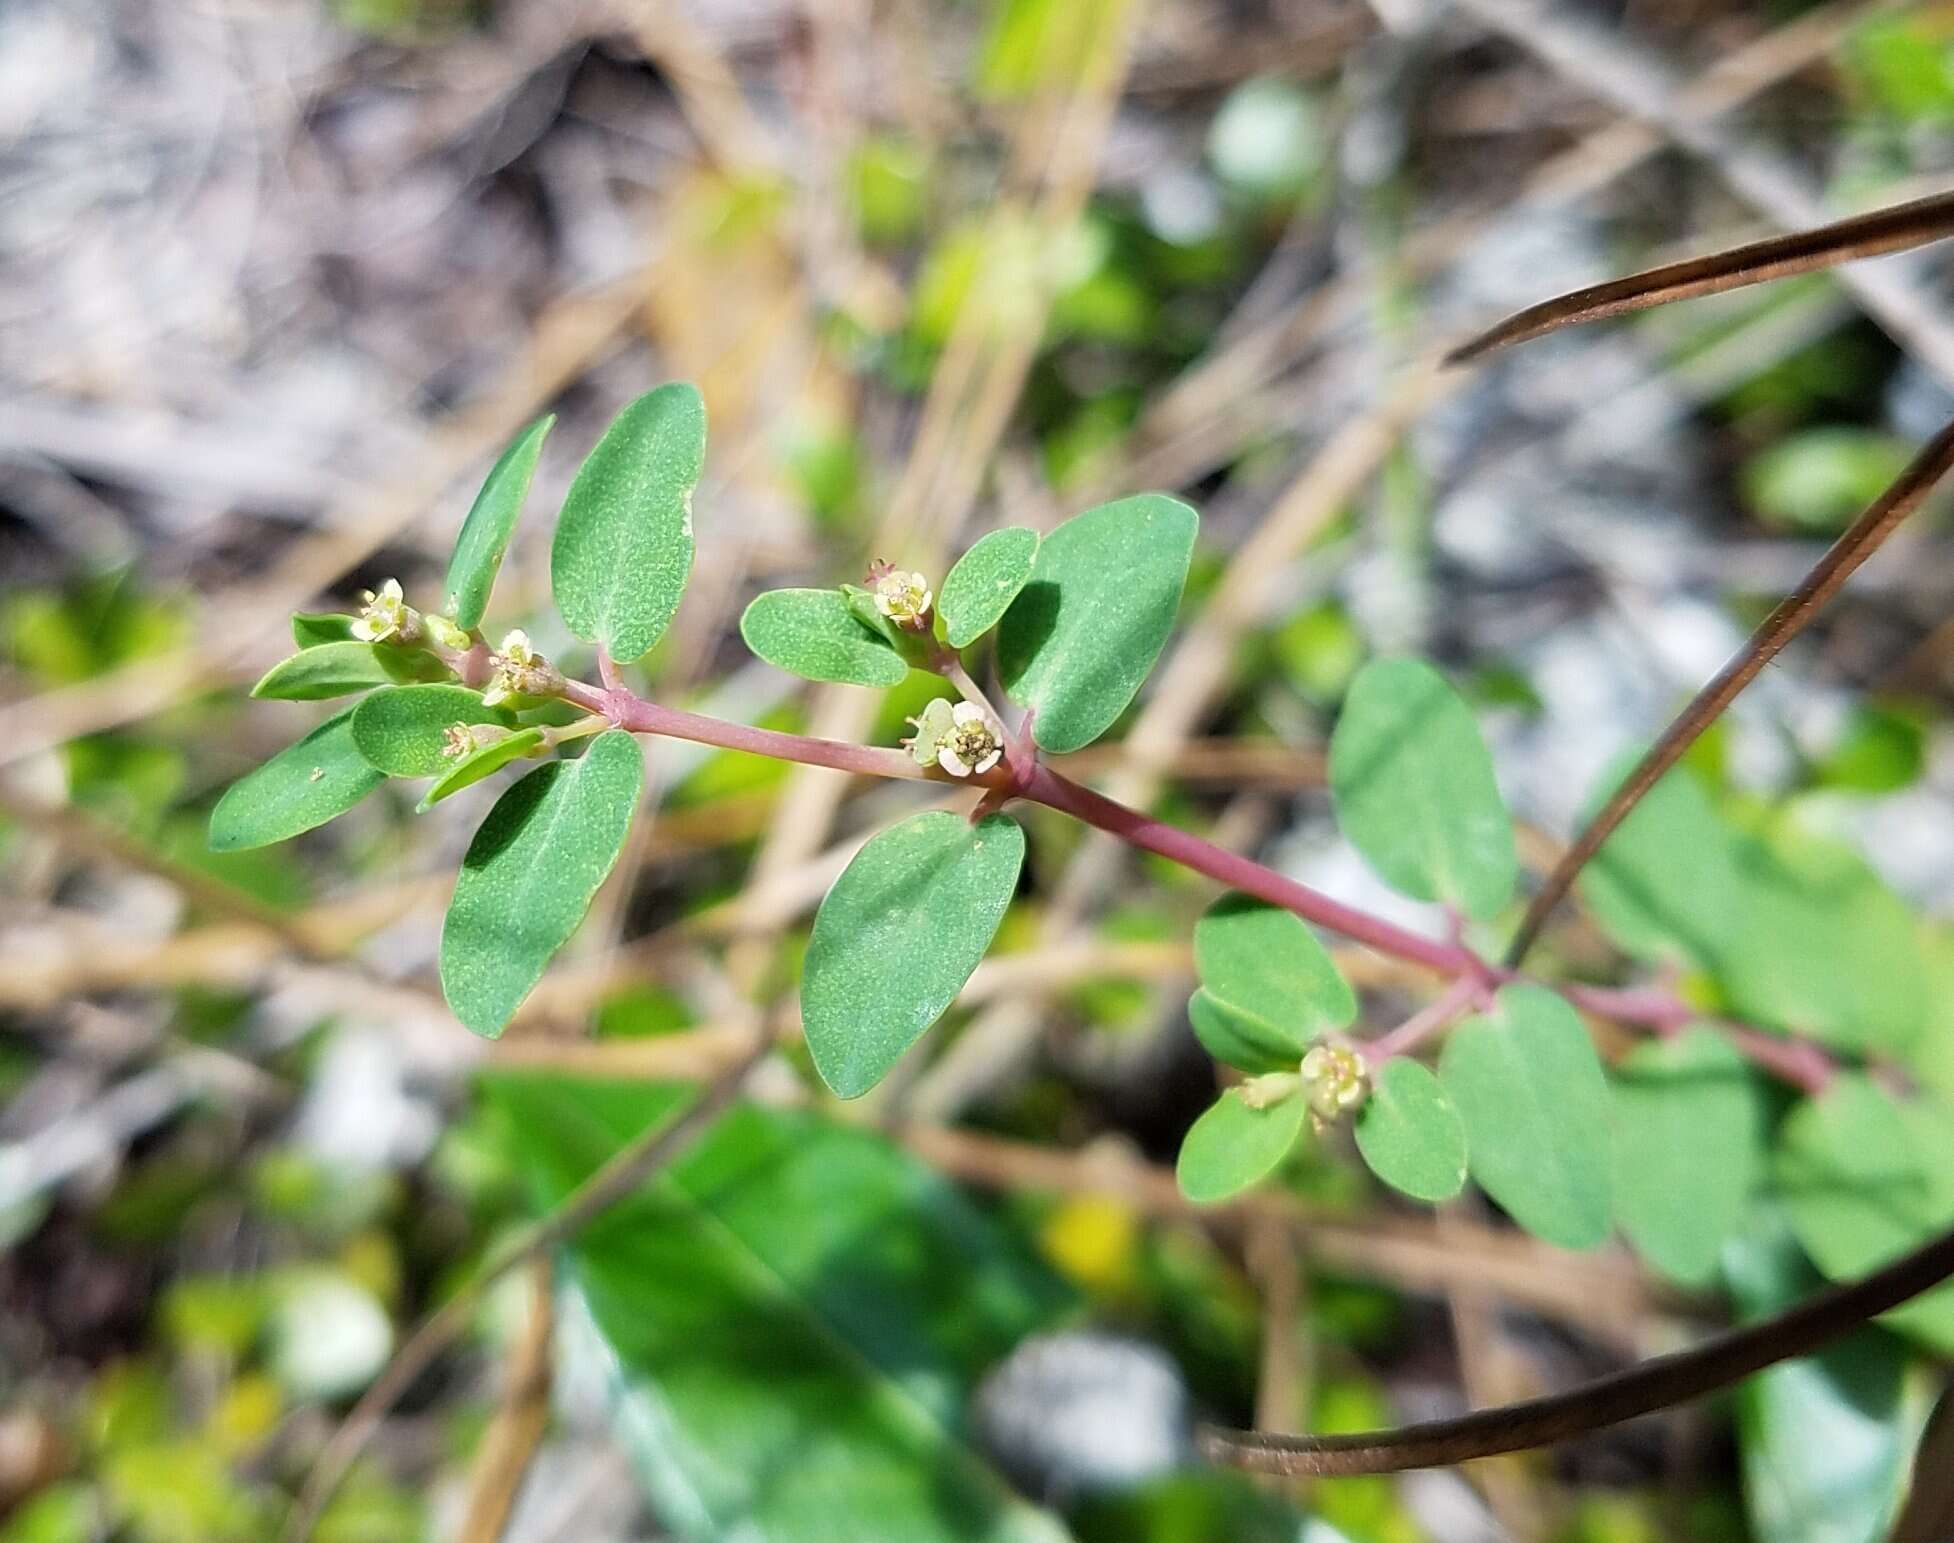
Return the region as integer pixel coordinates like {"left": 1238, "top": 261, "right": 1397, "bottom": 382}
{"left": 455, "top": 1258, "right": 554, "bottom": 1543}
{"left": 1445, "top": 190, "right": 1954, "bottom": 365}
{"left": 1506, "top": 414, "right": 1954, "bottom": 967}
{"left": 1202, "top": 1225, "right": 1954, "bottom": 1477}
{"left": 1891, "top": 1385, "right": 1954, "bottom": 1543}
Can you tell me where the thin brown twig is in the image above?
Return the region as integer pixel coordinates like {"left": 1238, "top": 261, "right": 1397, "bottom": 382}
{"left": 1202, "top": 1225, "right": 1954, "bottom": 1477}
{"left": 455, "top": 1258, "right": 555, "bottom": 1543}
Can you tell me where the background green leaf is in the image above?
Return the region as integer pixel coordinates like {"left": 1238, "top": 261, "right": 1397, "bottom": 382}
{"left": 739, "top": 587, "right": 909, "bottom": 687}
{"left": 1578, "top": 758, "right": 1742, "bottom": 970}
{"left": 939, "top": 527, "right": 1039, "bottom": 648}
{"left": 1611, "top": 1028, "right": 1768, "bottom": 1286}
{"left": 1176, "top": 1087, "right": 1306, "bottom": 1203}
{"left": 1354, "top": 1058, "right": 1466, "bottom": 1203}
{"left": 551, "top": 384, "right": 706, "bottom": 663}
{"left": 439, "top": 730, "right": 642, "bottom": 1037}
{"left": 350, "top": 685, "right": 515, "bottom": 777}
{"left": 803, "top": 812, "right": 1025, "bottom": 1097}
{"left": 997, "top": 493, "right": 1196, "bottom": 754}
{"left": 481, "top": 1073, "right": 1072, "bottom": 1543}
{"left": 1439, "top": 985, "right": 1613, "bottom": 1249}
{"left": 249, "top": 642, "right": 454, "bottom": 701}
{"left": 207, "top": 708, "right": 383, "bottom": 851}
{"left": 442, "top": 414, "right": 553, "bottom": 628}
{"left": 418, "top": 727, "right": 545, "bottom": 809}
{"left": 1329, "top": 657, "right": 1516, "bottom": 920}
{"left": 1188, "top": 895, "right": 1353, "bottom": 1071}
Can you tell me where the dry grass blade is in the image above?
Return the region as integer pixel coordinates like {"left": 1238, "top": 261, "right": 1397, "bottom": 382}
{"left": 1202, "top": 1225, "right": 1954, "bottom": 1477}
{"left": 1506, "top": 414, "right": 1954, "bottom": 967}
{"left": 1889, "top": 1385, "right": 1954, "bottom": 1543}
{"left": 1446, "top": 190, "right": 1954, "bottom": 365}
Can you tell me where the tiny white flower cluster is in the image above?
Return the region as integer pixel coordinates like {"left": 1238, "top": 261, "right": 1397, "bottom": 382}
{"left": 869, "top": 561, "right": 932, "bottom": 631}
{"left": 440, "top": 722, "right": 512, "bottom": 760}
{"left": 482, "top": 629, "right": 562, "bottom": 706}
{"left": 903, "top": 698, "right": 1002, "bottom": 778}
{"left": 352, "top": 579, "right": 421, "bottom": 645}
{"left": 1299, "top": 1043, "right": 1368, "bottom": 1124}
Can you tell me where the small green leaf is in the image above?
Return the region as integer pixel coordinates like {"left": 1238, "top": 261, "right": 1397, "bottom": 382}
{"left": 939, "top": 528, "right": 1039, "bottom": 648}
{"left": 1579, "top": 757, "right": 1741, "bottom": 969}
{"left": 997, "top": 493, "right": 1197, "bottom": 754}
{"left": 439, "top": 731, "right": 642, "bottom": 1037}
{"left": 1777, "top": 1075, "right": 1954, "bottom": 1352}
{"left": 552, "top": 384, "right": 706, "bottom": 664}
{"left": 1612, "top": 1027, "right": 1768, "bottom": 1286}
{"left": 443, "top": 414, "right": 553, "bottom": 628}
{"left": 418, "top": 727, "right": 546, "bottom": 810}
{"left": 1355, "top": 1059, "right": 1467, "bottom": 1202}
{"left": 1176, "top": 1087, "right": 1307, "bottom": 1203}
{"left": 207, "top": 708, "right": 384, "bottom": 851}
{"left": 1329, "top": 657, "right": 1517, "bottom": 919}
{"left": 291, "top": 612, "right": 357, "bottom": 647}
{"left": 250, "top": 642, "right": 454, "bottom": 701}
{"left": 803, "top": 812, "right": 1025, "bottom": 1098}
{"left": 1439, "top": 985, "right": 1612, "bottom": 1250}
{"left": 740, "top": 588, "right": 909, "bottom": 688}
{"left": 350, "top": 685, "right": 516, "bottom": 778}
{"left": 1188, "top": 895, "right": 1353, "bottom": 1071}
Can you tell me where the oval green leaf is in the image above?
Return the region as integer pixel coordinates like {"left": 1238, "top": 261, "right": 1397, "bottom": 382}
{"left": 291, "top": 612, "right": 357, "bottom": 648}
{"left": 207, "top": 707, "right": 384, "bottom": 851}
{"left": 1439, "top": 985, "right": 1613, "bottom": 1249}
{"left": 439, "top": 730, "right": 643, "bottom": 1037}
{"left": 1578, "top": 757, "right": 1742, "bottom": 970}
{"left": 1355, "top": 1058, "right": 1467, "bottom": 1203}
{"left": 939, "top": 527, "right": 1038, "bottom": 648}
{"left": 740, "top": 588, "right": 910, "bottom": 688}
{"left": 250, "top": 642, "right": 455, "bottom": 701}
{"left": 1176, "top": 1087, "right": 1307, "bottom": 1204}
{"left": 1328, "top": 657, "right": 1517, "bottom": 920}
{"left": 350, "top": 685, "right": 517, "bottom": 778}
{"left": 551, "top": 384, "right": 706, "bottom": 664}
{"left": 1611, "top": 1026, "right": 1767, "bottom": 1286}
{"left": 418, "top": 726, "right": 546, "bottom": 810}
{"left": 443, "top": 414, "right": 553, "bottom": 628}
{"left": 1187, "top": 990, "right": 1304, "bottom": 1077}
{"left": 1191, "top": 894, "right": 1354, "bottom": 1069}
{"left": 997, "top": 493, "right": 1197, "bottom": 754}
{"left": 803, "top": 811, "right": 1025, "bottom": 1098}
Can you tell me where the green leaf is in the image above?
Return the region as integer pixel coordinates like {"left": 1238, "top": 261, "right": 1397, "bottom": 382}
{"left": 249, "top": 641, "right": 455, "bottom": 701}
{"left": 442, "top": 414, "right": 553, "bottom": 628}
{"left": 481, "top": 1073, "right": 1072, "bottom": 1543}
{"left": 803, "top": 812, "right": 1025, "bottom": 1097}
{"left": 1188, "top": 895, "right": 1354, "bottom": 1072}
{"left": 1578, "top": 758, "right": 1742, "bottom": 970}
{"left": 1611, "top": 1028, "right": 1768, "bottom": 1286}
{"left": 939, "top": 528, "right": 1039, "bottom": 649}
{"left": 291, "top": 612, "right": 357, "bottom": 647}
{"left": 739, "top": 588, "right": 909, "bottom": 687}
{"left": 439, "top": 731, "right": 642, "bottom": 1037}
{"left": 1328, "top": 657, "right": 1517, "bottom": 920}
{"left": 1176, "top": 1086, "right": 1307, "bottom": 1204}
{"left": 1727, "top": 1212, "right": 1924, "bottom": 1543}
{"left": 207, "top": 707, "right": 384, "bottom": 851}
{"left": 1355, "top": 1059, "right": 1467, "bottom": 1203}
{"left": 418, "top": 727, "right": 546, "bottom": 810}
{"left": 1439, "top": 985, "right": 1612, "bottom": 1250}
{"left": 1740, "top": 426, "right": 1913, "bottom": 534}
{"left": 997, "top": 493, "right": 1197, "bottom": 754}
{"left": 552, "top": 384, "right": 706, "bottom": 664}
{"left": 1776, "top": 1074, "right": 1954, "bottom": 1353}
{"left": 350, "top": 685, "right": 516, "bottom": 778}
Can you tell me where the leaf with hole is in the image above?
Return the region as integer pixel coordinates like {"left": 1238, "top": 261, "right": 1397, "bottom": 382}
{"left": 250, "top": 642, "right": 455, "bottom": 701}
{"left": 939, "top": 527, "right": 1038, "bottom": 648}
{"left": 1611, "top": 1027, "right": 1768, "bottom": 1286}
{"left": 351, "top": 685, "right": 517, "bottom": 778}
{"left": 740, "top": 588, "right": 910, "bottom": 688}
{"left": 1355, "top": 1059, "right": 1467, "bottom": 1203}
{"left": 439, "top": 730, "right": 642, "bottom": 1037}
{"left": 552, "top": 385, "right": 706, "bottom": 664}
{"left": 207, "top": 707, "right": 384, "bottom": 851}
{"left": 481, "top": 1073, "right": 1073, "bottom": 1543}
{"left": 1329, "top": 657, "right": 1516, "bottom": 919}
{"left": 997, "top": 493, "right": 1197, "bottom": 754}
{"left": 803, "top": 811, "right": 1024, "bottom": 1098}
{"left": 1176, "top": 1087, "right": 1307, "bottom": 1204}
{"left": 418, "top": 726, "right": 546, "bottom": 810}
{"left": 1439, "top": 985, "right": 1612, "bottom": 1250}
{"left": 1187, "top": 895, "right": 1353, "bottom": 1072}
{"left": 443, "top": 414, "right": 553, "bottom": 628}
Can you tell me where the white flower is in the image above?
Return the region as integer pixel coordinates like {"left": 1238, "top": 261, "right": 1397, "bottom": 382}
{"left": 869, "top": 563, "right": 933, "bottom": 631}
{"left": 937, "top": 701, "right": 1002, "bottom": 778}
{"left": 1299, "top": 1043, "right": 1368, "bottom": 1123}
{"left": 482, "top": 629, "right": 560, "bottom": 706}
{"left": 902, "top": 698, "right": 957, "bottom": 767}
{"left": 351, "top": 578, "right": 419, "bottom": 644}
{"left": 424, "top": 612, "right": 471, "bottom": 652}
